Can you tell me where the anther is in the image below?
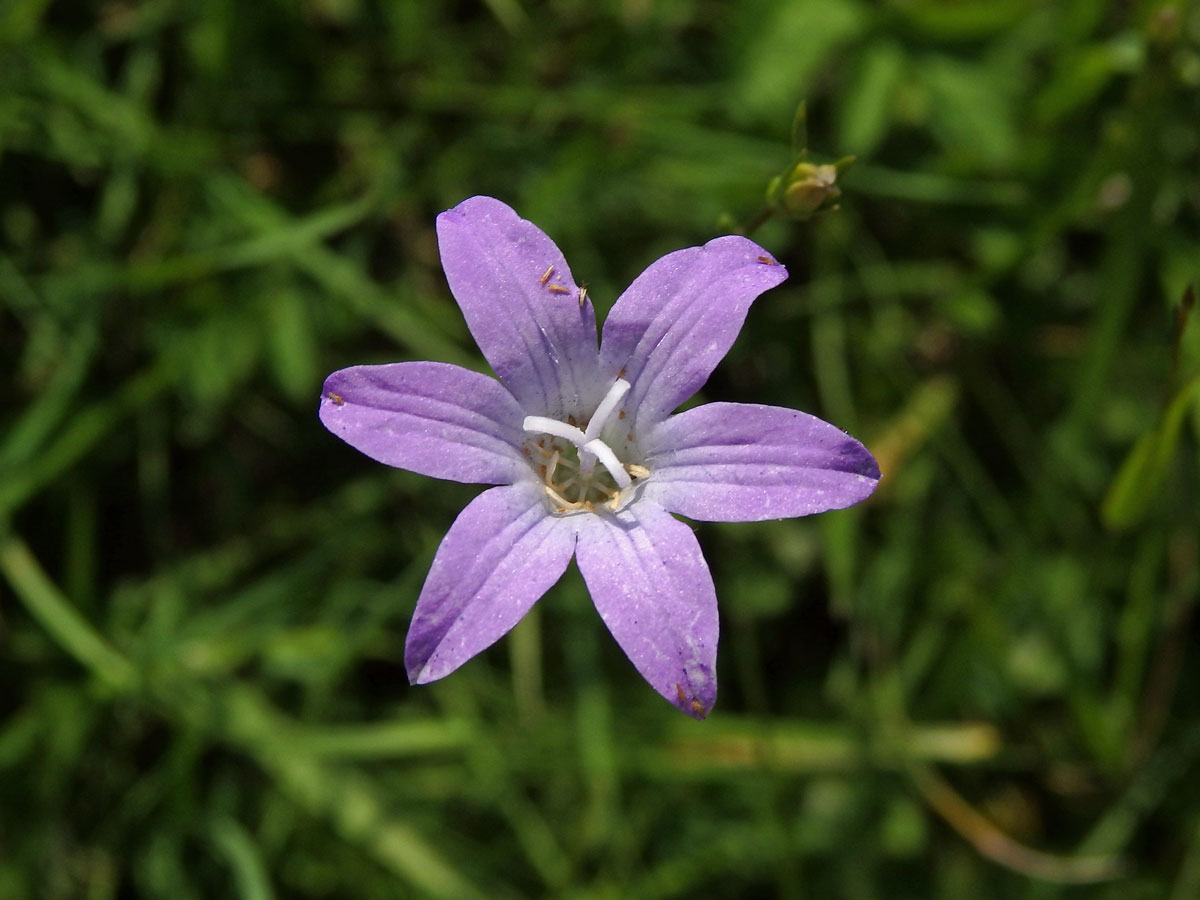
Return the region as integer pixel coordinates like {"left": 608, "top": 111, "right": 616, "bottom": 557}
{"left": 544, "top": 483, "right": 575, "bottom": 510}
{"left": 540, "top": 265, "right": 554, "bottom": 284}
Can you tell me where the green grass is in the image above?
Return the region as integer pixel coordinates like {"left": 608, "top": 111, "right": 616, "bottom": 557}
{"left": 2, "top": 0, "right": 1200, "bottom": 897}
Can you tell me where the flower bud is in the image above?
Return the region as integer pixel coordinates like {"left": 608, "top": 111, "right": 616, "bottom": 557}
{"left": 767, "top": 156, "right": 854, "bottom": 221}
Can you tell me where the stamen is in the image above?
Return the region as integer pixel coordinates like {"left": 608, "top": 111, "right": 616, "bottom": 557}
{"left": 582, "top": 439, "right": 632, "bottom": 489}
{"left": 524, "top": 416, "right": 587, "bottom": 445}
{"left": 543, "top": 482, "right": 576, "bottom": 510}
{"left": 584, "top": 378, "right": 631, "bottom": 442}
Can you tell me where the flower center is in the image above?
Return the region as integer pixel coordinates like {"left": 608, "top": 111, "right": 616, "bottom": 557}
{"left": 522, "top": 377, "right": 649, "bottom": 514}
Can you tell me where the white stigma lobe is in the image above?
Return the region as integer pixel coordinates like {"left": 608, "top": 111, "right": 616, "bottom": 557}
{"left": 584, "top": 377, "right": 630, "bottom": 441}
{"left": 522, "top": 416, "right": 586, "bottom": 445}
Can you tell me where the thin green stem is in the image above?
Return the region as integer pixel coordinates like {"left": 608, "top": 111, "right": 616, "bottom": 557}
{"left": 0, "top": 536, "right": 137, "bottom": 692}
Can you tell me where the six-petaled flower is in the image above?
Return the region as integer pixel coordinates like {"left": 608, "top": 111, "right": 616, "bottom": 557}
{"left": 319, "top": 196, "right": 880, "bottom": 718}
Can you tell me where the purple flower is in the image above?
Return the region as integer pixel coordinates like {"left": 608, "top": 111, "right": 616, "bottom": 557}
{"left": 319, "top": 196, "right": 879, "bottom": 719}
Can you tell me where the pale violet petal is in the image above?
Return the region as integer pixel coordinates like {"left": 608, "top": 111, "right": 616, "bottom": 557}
{"left": 320, "top": 362, "right": 528, "bottom": 484}
{"left": 436, "top": 196, "right": 604, "bottom": 418}
{"left": 575, "top": 500, "right": 718, "bottom": 719}
{"left": 405, "top": 482, "right": 577, "bottom": 684}
{"left": 643, "top": 402, "right": 880, "bottom": 521}
{"left": 598, "top": 236, "right": 787, "bottom": 432}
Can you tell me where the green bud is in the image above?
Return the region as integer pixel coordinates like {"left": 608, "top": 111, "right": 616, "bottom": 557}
{"left": 782, "top": 162, "right": 840, "bottom": 218}
{"left": 767, "top": 156, "right": 853, "bottom": 221}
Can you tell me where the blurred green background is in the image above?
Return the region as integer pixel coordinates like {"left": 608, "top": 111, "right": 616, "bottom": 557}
{"left": 3, "top": 0, "right": 1200, "bottom": 897}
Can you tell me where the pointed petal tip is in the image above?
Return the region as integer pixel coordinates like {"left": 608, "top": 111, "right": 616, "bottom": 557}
{"left": 318, "top": 371, "right": 350, "bottom": 410}
{"left": 700, "top": 234, "right": 790, "bottom": 281}
{"left": 844, "top": 440, "right": 883, "bottom": 501}
{"left": 405, "top": 644, "right": 460, "bottom": 686}
{"left": 434, "top": 196, "right": 516, "bottom": 248}
{"left": 436, "top": 197, "right": 538, "bottom": 243}
{"left": 437, "top": 194, "right": 511, "bottom": 219}
{"left": 847, "top": 438, "right": 882, "bottom": 482}
{"left": 672, "top": 679, "right": 716, "bottom": 720}
{"left": 404, "top": 645, "right": 435, "bottom": 685}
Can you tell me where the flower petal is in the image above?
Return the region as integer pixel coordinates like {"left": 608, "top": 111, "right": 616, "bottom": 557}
{"left": 406, "top": 482, "right": 576, "bottom": 683}
{"left": 575, "top": 501, "right": 718, "bottom": 719}
{"left": 643, "top": 402, "right": 880, "bottom": 521}
{"left": 320, "top": 362, "right": 528, "bottom": 484}
{"left": 436, "top": 196, "right": 603, "bottom": 418}
{"left": 598, "top": 237, "right": 787, "bottom": 431}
